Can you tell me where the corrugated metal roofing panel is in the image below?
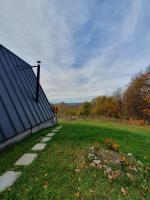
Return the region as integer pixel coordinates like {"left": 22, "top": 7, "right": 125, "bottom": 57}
{"left": 0, "top": 44, "right": 55, "bottom": 143}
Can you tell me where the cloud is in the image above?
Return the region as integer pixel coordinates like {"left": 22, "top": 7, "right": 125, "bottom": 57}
{"left": 121, "top": 0, "right": 143, "bottom": 42}
{"left": 0, "top": 0, "right": 149, "bottom": 103}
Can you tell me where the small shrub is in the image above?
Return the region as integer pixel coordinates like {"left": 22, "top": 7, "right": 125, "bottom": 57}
{"left": 104, "top": 138, "right": 120, "bottom": 152}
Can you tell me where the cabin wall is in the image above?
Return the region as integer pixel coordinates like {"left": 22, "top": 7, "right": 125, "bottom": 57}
{"left": 0, "top": 117, "right": 57, "bottom": 150}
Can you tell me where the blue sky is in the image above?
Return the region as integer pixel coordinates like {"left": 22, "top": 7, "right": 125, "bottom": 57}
{"left": 0, "top": 0, "right": 150, "bottom": 103}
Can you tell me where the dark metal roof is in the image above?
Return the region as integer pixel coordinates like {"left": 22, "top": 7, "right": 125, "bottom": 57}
{"left": 0, "top": 44, "right": 55, "bottom": 143}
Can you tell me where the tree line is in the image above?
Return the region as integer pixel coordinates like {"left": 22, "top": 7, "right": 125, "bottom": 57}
{"left": 55, "top": 67, "right": 150, "bottom": 123}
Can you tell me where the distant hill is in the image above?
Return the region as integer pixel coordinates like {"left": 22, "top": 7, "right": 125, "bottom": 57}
{"left": 54, "top": 102, "right": 82, "bottom": 108}
{"left": 65, "top": 103, "right": 82, "bottom": 107}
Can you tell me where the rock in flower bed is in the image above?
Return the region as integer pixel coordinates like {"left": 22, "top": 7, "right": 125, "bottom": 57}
{"left": 87, "top": 142, "right": 150, "bottom": 184}
{"left": 73, "top": 141, "right": 150, "bottom": 198}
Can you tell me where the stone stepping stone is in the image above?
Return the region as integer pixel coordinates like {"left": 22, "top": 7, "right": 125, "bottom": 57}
{"left": 0, "top": 171, "right": 21, "bottom": 192}
{"left": 58, "top": 125, "right": 63, "bottom": 128}
{"left": 56, "top": 126, "right": 62, "bottom": 130}
{"left": 15, "top": 153, "right": 37, "bottom": 166}
{"left": 52, "top": 129, "right": 59, "bottom": 133}
{"left": 41, "top": 137, "right": 52, "bottom": 143}
{"left": 32, "top": 143, "right": 46, "bottom": 151}
{"left": 47, "top": 132, "right": 55, "bottom": 137}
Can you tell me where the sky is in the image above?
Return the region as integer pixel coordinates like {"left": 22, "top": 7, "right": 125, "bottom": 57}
{"left": 0, "top": 0, "right": 150, "bottom": 103}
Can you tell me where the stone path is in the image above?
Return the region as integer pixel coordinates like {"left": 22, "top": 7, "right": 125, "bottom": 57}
{"left": 56, "top": 127, "right": 61, "bottom": 130}
{"left": 0, "top": 171, "right": 21, "bottom": 192}
{"left": 51, "top": 129, "right": 59, "bottom": 133}
{"left": 57, "top": 125, "right": 62, "bottom": 129}
{"left": 41, "top": 137, "right": 52, "bottom": 143}
{"left": 15, "top": 153, "right": 38, "bottom": 166}
{"left": 0, "top": 125, "right": 62, "bottom": 193}
{"left": 32, "top": 143, "right": 46, "bottom": 151}
{"left": 47, "top": 132, "right": 55, "bottom": 137}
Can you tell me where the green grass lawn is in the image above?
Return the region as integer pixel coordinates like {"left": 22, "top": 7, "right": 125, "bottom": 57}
{"left": 0, "top": 120, "right": 150, "bottom": 200}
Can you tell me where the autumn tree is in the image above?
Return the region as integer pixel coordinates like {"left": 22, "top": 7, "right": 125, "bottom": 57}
{"left": 113, "top": 88, "right": 123, "bottom": 118}
{"left": 91, "top": 96, "right": 118, "bottom": 117}
{"left": 122, "top": 69, "right": 150, "bottom": 121}
{"left": 78, "top": 102, "right": 91, "bottom": 116}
